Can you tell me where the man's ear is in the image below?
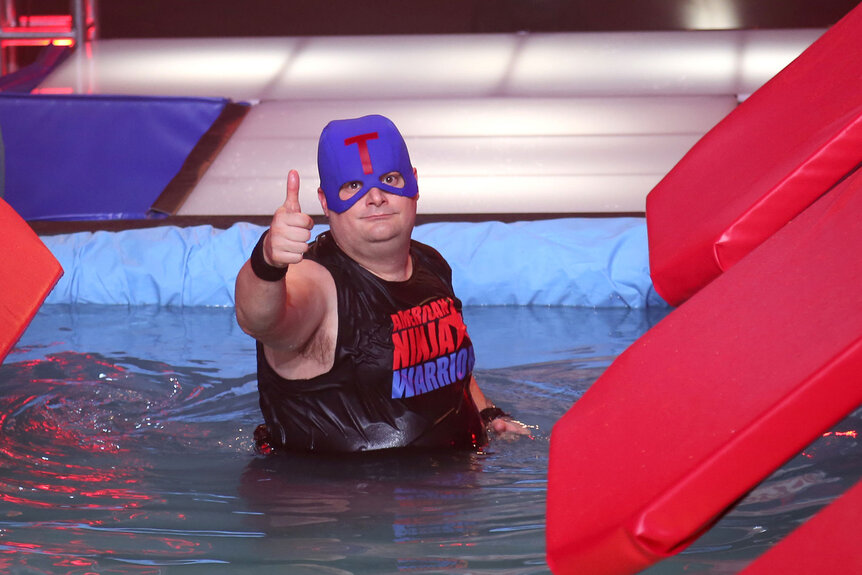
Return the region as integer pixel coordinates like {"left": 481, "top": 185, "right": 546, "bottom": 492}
{"left": 318, "top": 188, "right": 329, "bottom": 216}
{"left": 413, "top": 167, "right": 418, "bottom": 180}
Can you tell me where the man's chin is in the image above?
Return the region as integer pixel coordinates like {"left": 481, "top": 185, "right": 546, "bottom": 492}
{"left": 365, "top": 221, "right": 411, "bottom": 243}
{"left": 365, "top": 229, "right": 402, "bottom": 244}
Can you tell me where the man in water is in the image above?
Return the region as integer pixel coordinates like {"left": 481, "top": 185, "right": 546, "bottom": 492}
{"left": 235, "top": 114, "right": 525, "bottom": 452}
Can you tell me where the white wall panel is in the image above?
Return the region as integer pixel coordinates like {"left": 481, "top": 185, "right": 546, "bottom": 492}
{"left": 203, "top": 134, "right": 702, "bottom": 179}
{"left": 232, "top": 97, "right": 736, "bottom": 137}
{"left": 41, "top": 31, "right": 821, "bottom": 100}
{"left": 181, "top": 96, "right": 731, "bottom": 215}
{"left": 37, "top": 30, "right": 820, "bottom": 215}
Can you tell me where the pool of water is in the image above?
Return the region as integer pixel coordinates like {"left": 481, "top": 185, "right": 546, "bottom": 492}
{"left": 1, "top": 305, "right": 859, "bottom": 574}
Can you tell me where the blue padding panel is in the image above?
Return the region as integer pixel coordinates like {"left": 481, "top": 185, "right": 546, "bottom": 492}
{"left": 417, "top": 219, "right": 663, "bottom": 307}
{"left": 0, "top": 94, "right": 228, "bottom": 220}
{"left": 41, "top": 219, "right": 667, "bottom": 308}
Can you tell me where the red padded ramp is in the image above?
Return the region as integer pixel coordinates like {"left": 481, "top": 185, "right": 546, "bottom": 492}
{"left": 0, "top": 198, "right": 63, "bottom": 363}
{"left": 646, "top": 3, "right": 862, "bottom": 306}
{"left": 739, "top": 479, "right": 862, "bottom": 575}
{"left": 546, "top": 168, "right": 862, "bottom": 575}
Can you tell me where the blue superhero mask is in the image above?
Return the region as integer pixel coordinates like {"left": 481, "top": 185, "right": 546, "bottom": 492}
{"left": 317, "top": 114, "right": 419, "bottom": 214}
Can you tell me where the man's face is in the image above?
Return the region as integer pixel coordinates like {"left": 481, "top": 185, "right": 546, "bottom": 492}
{"left": 321, "top": 168, "right": 418, "bottom": 248}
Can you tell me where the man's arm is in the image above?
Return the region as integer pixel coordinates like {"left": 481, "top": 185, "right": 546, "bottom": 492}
{"left": 235, "top": 170, "right": 331, "bottom": 353}
{"left": 468, "top": 376, "right": 532, "bottom": 436}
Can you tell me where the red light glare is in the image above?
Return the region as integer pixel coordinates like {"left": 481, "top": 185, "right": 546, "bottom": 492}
{"left": 822, "top": 430, "right": 858, "bottom": 439}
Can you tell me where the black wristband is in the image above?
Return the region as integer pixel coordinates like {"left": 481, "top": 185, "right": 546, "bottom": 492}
{"left": 250, "top": 230, "right": 288, "bottom": 282}
{"left": 480, "top": 406, "right": 510, "bottom": 425}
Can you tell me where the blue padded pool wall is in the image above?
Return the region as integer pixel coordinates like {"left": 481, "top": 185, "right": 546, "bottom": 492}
{"left": 40, "top": 218, "right": 668, "bottom": 308}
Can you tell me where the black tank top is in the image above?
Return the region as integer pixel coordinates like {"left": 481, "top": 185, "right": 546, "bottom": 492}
{"left": 256, "top": 231, "right": 487, "bottom": 452}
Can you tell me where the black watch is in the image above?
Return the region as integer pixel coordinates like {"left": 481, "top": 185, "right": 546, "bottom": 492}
{"left": 480, "top": 406, "right": 510, "bottom": 425}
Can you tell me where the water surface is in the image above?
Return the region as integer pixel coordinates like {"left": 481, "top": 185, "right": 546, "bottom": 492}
{"left": 1, "top": 305, "right": 858, "bottom": 574}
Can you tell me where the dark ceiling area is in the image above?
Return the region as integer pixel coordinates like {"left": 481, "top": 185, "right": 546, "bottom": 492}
{"left": 26, "top": 0, "right": 861, "bottom": 38}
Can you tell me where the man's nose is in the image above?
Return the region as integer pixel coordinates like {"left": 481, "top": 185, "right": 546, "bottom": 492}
{"left": 365, "top": 187, "right": 388, "bottom": 205}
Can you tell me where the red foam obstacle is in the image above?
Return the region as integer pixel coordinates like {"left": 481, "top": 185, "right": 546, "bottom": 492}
{"left": 0, "top": 198, "right": 63, "bottom": 363}
{"left": 738, "top": 478, "right": 862, "bottom": 575}
{"left": 646, "top": 3, "right": 862, "bottom": 307}
{"left": 546, "top": 169, "right": 862, "bottom": 575}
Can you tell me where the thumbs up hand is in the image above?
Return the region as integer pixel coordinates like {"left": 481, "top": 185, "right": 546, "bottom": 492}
{"left": 266, "top": 170, "right": 314, "bottom": 267}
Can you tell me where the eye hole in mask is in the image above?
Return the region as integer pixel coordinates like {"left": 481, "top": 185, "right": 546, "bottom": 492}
{"left": 339, "top": 172, "right": 406, "bottom": 202}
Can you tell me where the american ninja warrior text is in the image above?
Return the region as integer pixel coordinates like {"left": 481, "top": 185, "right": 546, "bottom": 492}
{"left": 390, "top": 297, "right": 476, "bottom": 399}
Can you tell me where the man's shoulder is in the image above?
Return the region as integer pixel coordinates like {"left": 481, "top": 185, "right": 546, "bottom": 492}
{"left": 410, "top": 238, "right": 445, "bottom": 261}
{"left": 410, "top": 239, "right": 452, "bottom": 277}
{"left": 306, "top": 231, "right": 339, "bottom": 263}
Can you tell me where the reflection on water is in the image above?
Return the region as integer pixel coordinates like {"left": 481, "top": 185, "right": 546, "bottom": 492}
{"left": 0, "top": 305, "right": 859, "bottom": 574}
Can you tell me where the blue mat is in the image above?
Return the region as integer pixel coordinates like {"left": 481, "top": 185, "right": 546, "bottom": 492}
{"left": 0, "top": 93, "right": 229, "bottom": 220}
{"left": 41, "top": 218, "right": 667, "bottom": 308}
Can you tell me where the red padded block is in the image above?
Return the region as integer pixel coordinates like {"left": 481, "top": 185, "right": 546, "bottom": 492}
{"left": 646, "top": 3, "right": 862, "bottom": 306}
{"left": 0, "top": 198, "right": 63, "bottom": 363}
{"left": 546, "top": 169, "right": 862, "bottom": 575}
{"left": 739, "top": 479, "right": 862, "bottom": 575}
